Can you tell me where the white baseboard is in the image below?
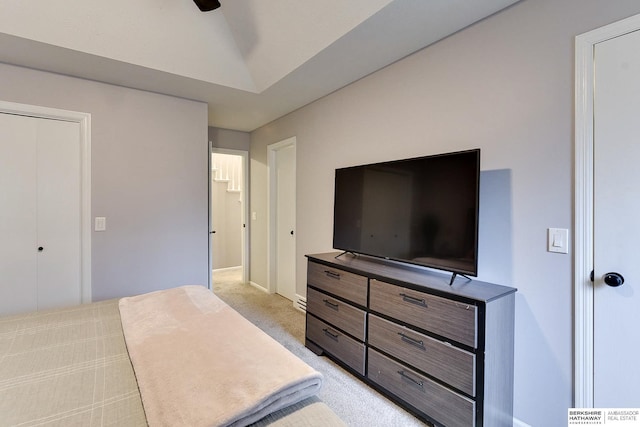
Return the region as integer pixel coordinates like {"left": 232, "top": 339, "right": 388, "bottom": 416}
{"left": 246, "top": 283, "right": 306, "bottom": 314}
{"left": 513, "top": 417, "right": 531, "bottom": 427}
{"left": 294, "top": 294, "right": 307, "bottom": 313}
{"left": 248, "top": 281, "right": 269, "bottom": 293}
{"left": 212, "top": 266, "right": 242, "bottom": 273}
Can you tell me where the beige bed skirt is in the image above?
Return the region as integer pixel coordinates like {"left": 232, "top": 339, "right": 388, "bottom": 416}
{"left": 0, "top": 295, "right": 344, "bottom": 427}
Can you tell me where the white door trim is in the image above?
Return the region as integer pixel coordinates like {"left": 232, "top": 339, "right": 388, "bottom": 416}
{"left": 210, "top": 146, "right": 250, "bottom": 284}
{"left": 574, "top": 13, "right": 640, "bottom": 408}
{"left": 0, "top": 100, "right": 92, "bottom": 303}
{"left": 208, "top": 141, "right": 213, "bottom": 290}
{"left": 267, "top": 136, "right": 296, "bottom": 294}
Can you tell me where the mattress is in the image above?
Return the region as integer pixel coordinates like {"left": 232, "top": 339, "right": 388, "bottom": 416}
{"left": 0, "top": 298, "right": 344, "bottom": 427}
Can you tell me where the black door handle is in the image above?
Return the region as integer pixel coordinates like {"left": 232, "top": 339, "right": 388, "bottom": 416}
{"left": 290, "top": 230, "right": 294, "bottom": 235}
{"left": 210, "top": 231, "right": 216, "bottom": 234}
{"left": 604, "top": 272, "right": 624, "bottom": 287}
{"left": 38, "top": 246, "right": 44, "bottom": 252}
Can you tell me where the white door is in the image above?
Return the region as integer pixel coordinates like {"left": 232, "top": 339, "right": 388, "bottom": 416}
{"left": 0, "top": 113, "right": 81, "bottom": 315}
{"left": 593, "top": 28, "right": 640, "bottom": 407}
{"left": 274, "top": 143, "right": 296, "bottom": 301}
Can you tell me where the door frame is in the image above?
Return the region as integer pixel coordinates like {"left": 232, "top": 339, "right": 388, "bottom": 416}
{"left": 574, "top": 12, "right": 640, "bottom": 408}
{"left": 209, "top": 146, "right": 250, "bottom": 285}
{"left": 0, "top": 100, "right": 92, "bottom": 303}
{"left": 267, "top": 136, "right": 296, "bottom": 295}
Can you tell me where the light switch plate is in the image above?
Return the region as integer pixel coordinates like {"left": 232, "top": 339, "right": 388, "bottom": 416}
{"left": 95, "top": 217, "right": 106, "bottom": 232}
{"left": 548, "top": 228, "right": 569, "bottom": 254}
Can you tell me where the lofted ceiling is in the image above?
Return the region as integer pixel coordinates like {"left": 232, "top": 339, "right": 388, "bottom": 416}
{"left": 0, "top": 0, "right": 519, "bottom": 132}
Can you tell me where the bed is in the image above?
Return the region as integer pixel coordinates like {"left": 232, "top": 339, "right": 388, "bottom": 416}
{"left": 0, "top": 286, "right": 345, "bottom": 427}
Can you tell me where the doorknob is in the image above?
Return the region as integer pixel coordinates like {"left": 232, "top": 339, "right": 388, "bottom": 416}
{"left": 210, "top": 231, "right": 216, "bottom": 234}
{"left": 290, "top": 230, "right": 294, "bottom": 235}
{"left": 37, "top": 246, "right": 44, "bottom": 252}
{"left": 603, "top": 272, "right": 624, "bottom": 287}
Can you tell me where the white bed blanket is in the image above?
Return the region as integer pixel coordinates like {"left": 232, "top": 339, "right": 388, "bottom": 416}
{"left": 119, "top": 285, "right": 323, "bottom": 427}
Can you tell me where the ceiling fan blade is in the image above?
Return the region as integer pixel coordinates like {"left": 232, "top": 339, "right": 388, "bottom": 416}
{"left": 193, "top": 0, "right": 220, "bottom": 12}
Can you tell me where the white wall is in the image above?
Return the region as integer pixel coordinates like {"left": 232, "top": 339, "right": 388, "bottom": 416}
{"left": 211, "top": 154, "right": 243, "bottom": 269}
{"left": 0, "top": 62, "right": 209, "bottom": 301}
{"left": 249, "top": 1, "right": 640, "bottom": 425}
{"left": 209, "top": 128, "right": 250, "bottom": 272}
{"left": 210, "top": 180, "right": 243, "bottom": 269}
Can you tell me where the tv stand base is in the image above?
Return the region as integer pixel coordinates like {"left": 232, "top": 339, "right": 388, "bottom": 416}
{"left": 334, "top": 250, "right": 357, "bottom": 259}
{"left": 449, "top": 271, "right": 472, "bottom": 286}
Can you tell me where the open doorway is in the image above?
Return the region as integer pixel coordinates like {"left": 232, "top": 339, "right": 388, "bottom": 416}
{"left": 210, "top": 148, "right": 248, "bottom": 288}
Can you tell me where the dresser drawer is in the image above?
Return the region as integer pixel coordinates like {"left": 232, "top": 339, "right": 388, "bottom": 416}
{"left": 368, "top": 349, "right": 475, "bottom": 427}
{"left": 307, "top": 261, "right": 368, "bottom": 306}
{"left": 368, "top": 314, "right": 476, "bottom": 396}
{"left": 307, "top": 288, "right": 366, "bottom": 341}
{"left": 369, "top": 279, "right": 477, "bottom": 348}
{"left": 306, "top": 315, "right": 365, "bottom": 375}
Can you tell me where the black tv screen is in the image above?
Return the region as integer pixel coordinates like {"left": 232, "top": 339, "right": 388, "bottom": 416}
{"left": 333, "top": 149, "right": 480, "bottom": 276}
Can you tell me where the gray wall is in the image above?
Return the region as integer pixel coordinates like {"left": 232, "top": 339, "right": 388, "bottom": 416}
{"left": 0, "top": 62, "right": 209, "bottom": 301}
{"left": 249, "top": 1, "right": 640, "bottom": 425}
{"left": 209, "top": 127, "right": 251, "bottom": 151}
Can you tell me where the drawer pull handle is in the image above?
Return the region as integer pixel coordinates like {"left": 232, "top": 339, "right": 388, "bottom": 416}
{"left": 398, "top": 332, "right": 424, "bottom": 348}
{"left": 323, "top": 299, "right": 340, "bottom": 310}
{"left": 322, "top": 328, "right": 339, "bottom": 340}
{"left": 324, "top": 270, "right": 341, "bottom": 280}
{"left": 399, "top": 293, "right": 427, "bottom": 307}
{"left": 397, "top": 370, "right": 424, "bottom": 389}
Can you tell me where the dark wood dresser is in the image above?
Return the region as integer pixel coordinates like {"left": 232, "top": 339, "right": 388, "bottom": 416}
{"left": 305, "top": 252, "right": 516, "bottom": 427}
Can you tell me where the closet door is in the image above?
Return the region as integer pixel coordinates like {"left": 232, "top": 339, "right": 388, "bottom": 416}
{"left": 36, "top": 118, "right": 81, "bottom": 310}
{"left": 0, "top": 113, "right": 81, "bottom": 315}
{"left": 0, "top": 114, "right": 38, "bottom": 314}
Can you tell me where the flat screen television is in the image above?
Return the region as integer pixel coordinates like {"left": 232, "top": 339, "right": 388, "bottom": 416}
{"left": 333, "top": 149, "right": 480, "bottom": 279}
